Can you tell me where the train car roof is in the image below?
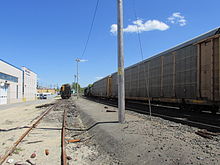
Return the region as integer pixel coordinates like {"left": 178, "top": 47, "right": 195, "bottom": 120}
{"left": 92, "top": 75, "right": 111, "bottom": 85}
{"left": 124, "top": 27, "right": 220, "bottom": 71}
{"left": 93, "top": 27, "right": 220, "bottom": 81}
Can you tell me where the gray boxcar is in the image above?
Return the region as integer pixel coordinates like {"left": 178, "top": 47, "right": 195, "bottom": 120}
{"left": 122, "top": 28, "right": 220, "bottom": 105}
{"left": 91, "top": 76, "right": 112, "bottom": 97}
{"left": 91, "top": 27, "right": 220, "bottom": 112}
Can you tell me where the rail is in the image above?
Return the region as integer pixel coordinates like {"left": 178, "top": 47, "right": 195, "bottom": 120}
{"left": 61, "top": 109, "right": 67, "bottom": 165}
{"left": 0, "top": 103, "right": 56, "bottom": 165}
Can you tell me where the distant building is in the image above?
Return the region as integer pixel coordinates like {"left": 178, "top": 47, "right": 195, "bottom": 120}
{"left": 37, "top": 88, "right": 57, "bottom": 95}
{"left": 0, "top": 59, "right": 37, "bottom": 105}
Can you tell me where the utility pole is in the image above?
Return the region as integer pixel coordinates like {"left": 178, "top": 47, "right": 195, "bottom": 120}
{"left": 76, "top": 58, "right": 80, "bottom": 99}
{"left": 117, "top": 0, "right": 125, "bottom": 123}
{"left": 75, "top": 59, "right": 87, "bottom": 99}
{"left": 74, "top": 75, "right": 77, "bottom": 94}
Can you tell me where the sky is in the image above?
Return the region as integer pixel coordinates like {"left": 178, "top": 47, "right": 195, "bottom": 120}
{"left": 0, "top": 0, "right": 220, "bottom": 88}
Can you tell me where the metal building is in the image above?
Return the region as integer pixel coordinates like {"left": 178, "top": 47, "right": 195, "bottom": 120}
{"left": 22, "top": 66, "right": 37, "bottom": 102}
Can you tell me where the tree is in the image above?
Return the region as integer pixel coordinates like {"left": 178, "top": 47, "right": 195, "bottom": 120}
{"left": 71, "top": 82, "right": 83, "bottom": 93}
{"left": 87, "top": 84, "right": 93, "bottom": 87}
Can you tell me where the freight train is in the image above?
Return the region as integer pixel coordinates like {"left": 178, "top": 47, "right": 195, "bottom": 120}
{"left": 60, "top": 84, "right": 71, "bottom": 99}
{"left": 85, "top": 27, "right": 220, "bottom": 114}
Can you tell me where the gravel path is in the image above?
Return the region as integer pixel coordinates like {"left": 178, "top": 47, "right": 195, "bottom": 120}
{"left": 65, "top": 99, "right": 119, "bottom": 165}
{"left": 75, "top": 97, "right": 220, "bottom": 165}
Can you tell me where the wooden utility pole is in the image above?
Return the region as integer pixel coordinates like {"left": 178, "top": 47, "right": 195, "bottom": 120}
{"left": 117, "top": 0, "right": 125, "bottom": 123}
{"left": 76, "top": 58, "right": 80, "bottom": 99}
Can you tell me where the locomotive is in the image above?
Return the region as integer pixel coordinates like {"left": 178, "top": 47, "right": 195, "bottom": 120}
{"left": 60, "top": 84, "right": 71, "bottom": 99}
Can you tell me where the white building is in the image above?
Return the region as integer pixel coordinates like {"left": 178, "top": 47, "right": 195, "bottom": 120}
{"left": 0, "top": 59, "right": 37, "bottom": 105}
{"left": 22, "top": 66, "right": 37, "bottom": 101}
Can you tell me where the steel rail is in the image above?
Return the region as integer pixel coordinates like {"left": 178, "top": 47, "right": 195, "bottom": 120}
{"left": 132, "top": 108, "right": 220, "bottom": 131}
{"left": 61, "top": 109, "right": 67, "bottom": 165}
{"left": 87, "top": 97, "right": 220, "bottom": 132}
{"left": 125, "top": 100, "right": 220, "bottom": 130}
{"left": 0, "top": 103, "right": 56, "bottom": 165}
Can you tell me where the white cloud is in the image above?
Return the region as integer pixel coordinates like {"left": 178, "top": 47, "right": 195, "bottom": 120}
{"left": 110, "top": 24, "right": 117, "bottom": 34}
{"left": 168, "top": 12, "right": 186, "bottom": 26}
{"left": 95, "top": 77, "right": 103, "bottom": 80}
{"left": 110, "top": 19, "right": 169, "bottom": 34}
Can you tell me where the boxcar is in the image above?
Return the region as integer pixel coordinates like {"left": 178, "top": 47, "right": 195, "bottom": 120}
{"left": 90, "top": 27, "right": 220, "bottom": 113}
{"left": 91, "top": 76, "right": 112, "bottom": 97}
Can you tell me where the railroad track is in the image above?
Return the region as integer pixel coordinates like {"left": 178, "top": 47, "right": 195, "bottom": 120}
{"left": 85, "top": 97, "right": 220, "bottom": 132}
{"left": 0, "top": 100, "right": 69, "bottom": 165}
{"left": 61, "top": 109, "right": 67, "bottom": 165}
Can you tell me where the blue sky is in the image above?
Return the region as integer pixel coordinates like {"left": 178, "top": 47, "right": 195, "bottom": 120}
{"left": 0, "top": 0, "right": 219, "bottom": 87}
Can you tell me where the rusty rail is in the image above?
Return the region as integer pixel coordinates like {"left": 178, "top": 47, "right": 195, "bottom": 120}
{"left": 0, "top": 103, "right": 56, "bottom": 165}
{"left": 61, "top": 109, "right": 67, "bottom": 165}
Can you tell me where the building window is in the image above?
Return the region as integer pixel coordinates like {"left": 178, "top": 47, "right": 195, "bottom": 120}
{"left": 0, "top": 72, "right": 18, "bottom": 83}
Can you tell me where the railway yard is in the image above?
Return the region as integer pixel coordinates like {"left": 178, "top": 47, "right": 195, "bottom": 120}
{"left": 0, "top": 96, "right": 219, "bottom": 165}
{"left": 1, "top": 0, "right": 220, "bottom": 164}
{"left": 1, "top": 28, "right": 220, "bottom": 164}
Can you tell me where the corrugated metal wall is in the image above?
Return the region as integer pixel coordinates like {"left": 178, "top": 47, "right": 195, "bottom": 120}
{"left": 111, "top": 73, "right": 118, "bottom": 97}
{"left": 149, "top": 57, "right": 161, "bottom": 97}
{"left": 123, "top": 44, "right": 197, "bottom": 99}
{"left": 162, "top": 54, "right": 174, "bottom": 97}
{"left": 175, "top": 45, "right": 197, "bottom": 99}
{"left": 138, "top": 62, "right": 148, "bottom": 97}
{"left": 91, "top": 30, "right": 220, "bottom": 104}
{"left": 91, "top": 77, "right": 108, "bottom": 97}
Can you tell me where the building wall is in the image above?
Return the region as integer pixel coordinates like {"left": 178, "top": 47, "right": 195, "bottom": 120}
{"left": 0, "top": 60, "right": 23, "bottom": 104}
{"left": 22, "top": 67, "right": 37, "bottom": 101}
{"left": 0, "top": 60, "right": 38, "bottom": 105}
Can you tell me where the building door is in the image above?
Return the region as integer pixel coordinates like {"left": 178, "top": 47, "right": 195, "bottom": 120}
{"left": 0, "top": 85, "right": 8, "bottom": 105}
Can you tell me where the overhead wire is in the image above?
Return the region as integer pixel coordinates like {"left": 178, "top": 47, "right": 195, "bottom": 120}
{"left": 132, "top": 0, "right": 144, "bottom": 61}
{"left": 81, "top": 0, "right": 100, "bottom": 58}
{"left": 132, "top": 0, "right": 152, "bottom": 121}
{"left": 75, "top": 0, "right": 100, "bottom": 96}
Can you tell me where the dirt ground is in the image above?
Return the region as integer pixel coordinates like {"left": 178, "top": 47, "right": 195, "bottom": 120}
{"left": 0, "top": 98, "right": 118, "bottom": 165}
{"left": 1, "top": 97, "right": 219, "bottom": 165}
{"left": 0, "top": 99, "right": 57, "bottom": 164}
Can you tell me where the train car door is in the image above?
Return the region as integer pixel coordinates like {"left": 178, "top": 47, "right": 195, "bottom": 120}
{"left": 200, "top": 40, "right": 213, "bottom": 99}
{"left": 0, "top": 84, "right": 8, "bottom": 105}
{"left": 197, "top": 35, "right": 220, "bottom": 101}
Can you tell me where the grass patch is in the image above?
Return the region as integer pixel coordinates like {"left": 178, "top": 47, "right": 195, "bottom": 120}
{"left": 13, "top": 147, "right": 24, "bottom": 154}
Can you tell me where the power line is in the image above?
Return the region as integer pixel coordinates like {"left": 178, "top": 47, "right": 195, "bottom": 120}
{"left": 132, "top": 0, "right": 144, "bottom": 61}
{"left": 132, "top": 0, "right": 152, "bottom": 121}
{"left": 81, "top": 0, "right": 100, "bottom": 58}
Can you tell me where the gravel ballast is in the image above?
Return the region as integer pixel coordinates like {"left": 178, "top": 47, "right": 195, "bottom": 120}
{"left": 75, "top": 97, "right": 220, "bottom": 165}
